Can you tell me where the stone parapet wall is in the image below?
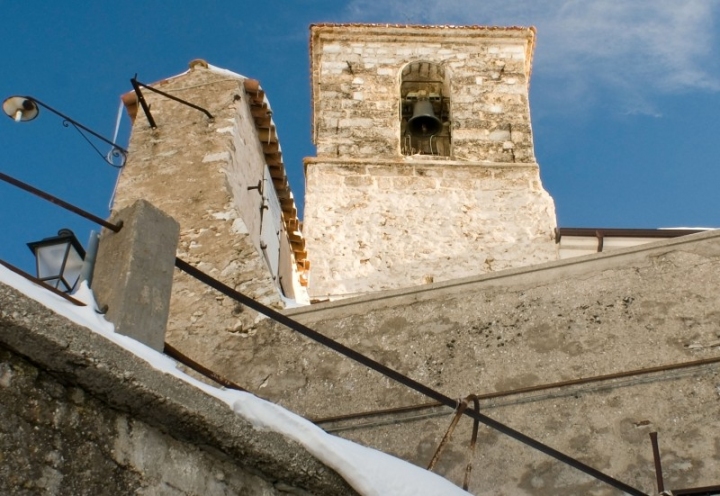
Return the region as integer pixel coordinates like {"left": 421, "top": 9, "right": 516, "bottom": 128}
{"left": 0, "top": 282, "right": 357, "bottom": 496}
{"left": 304, "top": 157, "right": 557, "bottom": 298}
{"left": 310, "top": 25, "right": 536, "bottom": 163}
{"left": 0, "top": 347, "right": 284, "bottom": 496}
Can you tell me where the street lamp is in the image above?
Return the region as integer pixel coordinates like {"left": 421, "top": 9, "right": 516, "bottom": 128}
{"left": 2, "top": 96, "right": 39, "bottom": 122}
{"left": 2, "top": 95, "right": 127, "bottom": 167}
{"left": 27, "top": 229, "right": 86, "bottom": 293}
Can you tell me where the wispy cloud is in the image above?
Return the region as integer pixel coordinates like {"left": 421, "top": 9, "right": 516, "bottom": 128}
{"left": 344, "top": 0, "right": 720, "bottom": 116}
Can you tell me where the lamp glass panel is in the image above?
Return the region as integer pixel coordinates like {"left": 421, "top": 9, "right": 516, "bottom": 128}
{"left": 35, "top": 243, "right": 71, "bottom": 280}
{"left": 62, "top": 247, "right": 85, "bottom": 290}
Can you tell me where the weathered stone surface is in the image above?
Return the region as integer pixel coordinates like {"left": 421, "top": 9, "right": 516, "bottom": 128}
{"left": 112, "top": 64, "right": 303, "bottom": 374}
{"left": 310, "top": 25, "right": 537, "bottom": 162}
{"left": 0, "top": 348, "right": 279, "bottom": 496}
{"left": 304, "top": 158, "right": 557, "bottom": 297}
{"left": 305, "top": 25, "right": 557, "bottom": 299}
{"left": 0, "top": 282, "right": 358, "bottom": 496}
{"left": 181, "top": 230, "right": 720, "bottom": 495}
{"left": 93, "top": 199, "right": 179, "bottom": 351}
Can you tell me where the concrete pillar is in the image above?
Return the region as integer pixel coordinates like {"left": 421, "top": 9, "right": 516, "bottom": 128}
{"left": 92, "top": 200, "right": 180, "bottom": 351}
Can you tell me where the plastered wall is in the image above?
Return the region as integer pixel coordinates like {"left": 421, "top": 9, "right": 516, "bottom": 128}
{"left": 194, "top": 230, "right": 720, "bottom": 495}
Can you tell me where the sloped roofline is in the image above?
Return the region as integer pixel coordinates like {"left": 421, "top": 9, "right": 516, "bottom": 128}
{"left": 119, "top": 60, "right": 308, "bottom": 279}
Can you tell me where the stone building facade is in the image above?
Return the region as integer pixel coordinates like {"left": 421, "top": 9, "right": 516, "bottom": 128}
{"left": 114, "top": 61, "right": 308, "bottom": 365}
{"left": 2, "top": 21, "right": 720, "bottom": 496}
{"left": 199, "top": 230, "right": 720, "bottom": 495}
{"left": 304, "top": 24, "right": 558, "bottom": 299}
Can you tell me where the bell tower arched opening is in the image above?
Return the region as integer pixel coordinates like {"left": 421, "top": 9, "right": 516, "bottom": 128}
{"left": 400, "top": 61, "right": 451, "bottom": 157}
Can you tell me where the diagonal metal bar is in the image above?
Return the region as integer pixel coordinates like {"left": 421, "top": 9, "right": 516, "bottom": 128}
{"left": 23, "top": 97, "right": 129, "bottom": 156}
{"left": 0, "top": 258, "right": 86, "bottom": 307}
{"left": 650, "top": 432, "right": 665, "bottom": 493}
{"left": 427, "top": 397, "right": 467, "bottom": 471}
{"left": 131, "top": 76, "right": 213, "bottom": 129}
{"left": 0, "top": 171, "right": 122, "bottom": 233}
{"left": 130, "top": 77, "right": 156, "bottom": 129}
{"left": 164, "top": 342, "right": 246, "bottom": 392}
{"left": 174, "top": 256, "right": 648, "bottom": 496}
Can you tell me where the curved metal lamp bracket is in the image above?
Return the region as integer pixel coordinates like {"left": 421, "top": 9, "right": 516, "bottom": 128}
{"left": 3, "top": 95, "right": 128, "bottom": 168}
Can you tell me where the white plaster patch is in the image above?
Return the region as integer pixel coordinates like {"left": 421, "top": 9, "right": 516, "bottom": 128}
{"left": 211, "top": 210, "right": 236, "bottom": 221}
{"left": 202, "top": 152, "right": 230, "bottom": 163}
{"left": 232, "top": 218, "right": 249, "bottom": 234}
{"left": 216, "top": 126, "right": 234, "bottom": 134}
{"left": 489, "top": 129, "right": 511, "bottom": 141}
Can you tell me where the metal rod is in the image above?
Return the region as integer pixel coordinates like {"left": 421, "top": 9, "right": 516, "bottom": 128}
{"left": 0, "top": 171, "right": 122, "bottom": 232}
{"left": 464, "top": 395, "right": 480, "bottom": 491}
{"left": 650, "top": 432, "right": 665, "bottom": 493}
{"left": 427, "top": 398, "right": 467, "bottom": 471}
{"left": 164, "top": 342, "right": 246, "bottom": 392}
{"left": 673, "top": 484, "right": 720, "bottom": 495}
{"left": 0, "top": 258, "right": 86, "bottom": 307}
{"left": 130, "top": 77, "right": 156, "bottom": 129}
{"left": 174, "top": 256, "right": 648, "bottom": 496}
{"left": 556, "top": 227, "right": 706, "bottom": 243}
{"left": 22, "top": 96, "right": 128, "bottom": 164}
{"left": 313, "top": 355, "right": 720, "bottom": 425}
{"left": 131, "top": 77, "right": 214, "bottom": 121}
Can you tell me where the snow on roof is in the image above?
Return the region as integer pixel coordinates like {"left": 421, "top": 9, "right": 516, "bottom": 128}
{"left": 206, "top": 63, "right": 247, "bottom": 80}
{"left": 0, "top": 265, "right": 469, "bottom": 496}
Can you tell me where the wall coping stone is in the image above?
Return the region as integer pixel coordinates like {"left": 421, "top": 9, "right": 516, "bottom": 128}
{"left": 0, "top": 281, "right": 357, "bottom": 496}
{"left": 287, "top": 229, "right": 720, "bottom": 322}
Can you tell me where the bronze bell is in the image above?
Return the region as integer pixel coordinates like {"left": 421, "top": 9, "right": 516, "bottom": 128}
{"left": 407, "top": 99, "right": 442, "bottom": 137}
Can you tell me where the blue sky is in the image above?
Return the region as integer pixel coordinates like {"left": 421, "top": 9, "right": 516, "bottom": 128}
{"left": 1, "top": 1, "right": 719, "bottom": 272}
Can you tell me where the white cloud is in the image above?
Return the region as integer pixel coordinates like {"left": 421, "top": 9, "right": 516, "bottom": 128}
{"left": 344, "top": 0, "right": 720, "bottom": 115}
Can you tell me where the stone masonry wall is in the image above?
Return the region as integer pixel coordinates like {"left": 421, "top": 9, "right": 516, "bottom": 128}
{"left": 185, "top": 231, "right": 720, "bottom": 495}
{"left": 304, "top": 25, "right": 556, "bottom": 299}
{"left": 113, "top": 65, "right": 287, "bottom": 367}
{"left": 0, "top": 347, "right": 285, "bottom": 496}
{"left": 304, "top": 159, "right": 557, "bottom": 297}
{"left": 0, "top": 281, "right": 357, "bottom": 496}
{"left": 310, "top": 25, "right": 536, "bottom": 162}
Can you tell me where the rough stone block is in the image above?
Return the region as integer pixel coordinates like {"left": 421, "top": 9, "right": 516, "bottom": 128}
{"left": 93, "top": 200, "right": 180, "bottom": 351}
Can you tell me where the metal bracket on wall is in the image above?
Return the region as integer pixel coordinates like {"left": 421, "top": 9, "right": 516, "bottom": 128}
{"left": 650, "top": 432, "right": 720, "bottom": 496}
{"left": 130, "top": 75, "right": 214, "bottom": 129}
{"left": 247, "top": 180, "right": 264, "bottom": 195}
{"left": 427, "top": 394, "right": 480, "bottom": 491}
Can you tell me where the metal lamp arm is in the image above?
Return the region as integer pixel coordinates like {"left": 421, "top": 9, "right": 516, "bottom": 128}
{"left": 24, "top": 96, "right": 128, "bottom": 167}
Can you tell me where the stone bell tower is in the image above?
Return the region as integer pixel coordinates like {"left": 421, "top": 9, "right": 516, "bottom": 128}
{"left": 303, "top": 24, "right": 558, "bottom": 299}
